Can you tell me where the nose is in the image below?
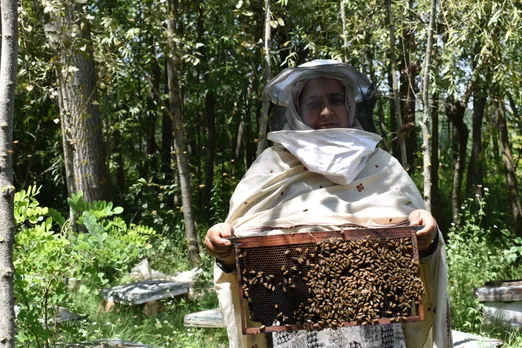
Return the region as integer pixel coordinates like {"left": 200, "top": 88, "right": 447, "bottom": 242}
{"left": 320, "top": 104, "right": 334, "bottom": 118}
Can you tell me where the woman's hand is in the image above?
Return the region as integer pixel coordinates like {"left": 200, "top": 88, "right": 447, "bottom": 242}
{"left": 204, "top": 223, "right": 236, "bottom": 269}
{"left": 408, "top": 209, "right": 438, "bottom": 255}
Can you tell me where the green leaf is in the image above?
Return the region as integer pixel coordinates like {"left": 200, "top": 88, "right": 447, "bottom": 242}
{"left": 82, "top": 211, "right": 104, "bottom": 235}
{"left": 47, "top": 208, "right": 66, "bottom": 227}
{"left": 112, "top": 206, "right": 124, "bottom": 214}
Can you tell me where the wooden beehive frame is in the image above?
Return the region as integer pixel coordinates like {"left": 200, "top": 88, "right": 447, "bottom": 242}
{"left": 231, "top": 227, "right": 424, "bottom": 335}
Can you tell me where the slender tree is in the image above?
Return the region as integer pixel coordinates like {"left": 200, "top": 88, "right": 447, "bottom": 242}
{"left": 166, "top": 0, "right": 201, "bottom": 265}
{"left": 197, "top": 0, "right": 217, "bottom": 212}
{"left": 496, "top": 102, "right": 522, "bottom": 237}
{"left": 420, "top": 0, "right": 437, "bottom": 211}
{"left": 446, "top": 98, "right": 469, "bottom": 225}
{"left": 0, "top": 0, "right": 18, "bottom": 344}
{"left": 256, "top": 0, "right": 272, "bottom": 157}
{"left": 386, "top": 0, "right": 408, "bottom": 169}
{"left": 445, "top": 44, "right": 483, "bottom": 224}
{"left": 161, "top": 64, "right": 174, "bottom": 188}
{"left": 399, "top": 0, "right": 418, "bottom": 173}
{"left": 340, "top": 0, "right": 348, "bottom": 62}
{"left": 364, "top": 13, "right": 390, "bottom": 152}
{"left": 466, "top": 85, "right": 486, "bottom": 199}
{"left": 141, "top": 44, "right": 161, "bottom": 180}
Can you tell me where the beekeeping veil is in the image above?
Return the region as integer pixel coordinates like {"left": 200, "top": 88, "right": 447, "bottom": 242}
{"left": 263, "top": 59, "right": 375, "bottom": 131}
{"left": 264, "top": 60, "right": 381, "bottom": 185}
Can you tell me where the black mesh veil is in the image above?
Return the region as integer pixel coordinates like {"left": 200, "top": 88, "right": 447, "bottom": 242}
{"left": 269, "top": 90, "right": 378, "bottom": 133}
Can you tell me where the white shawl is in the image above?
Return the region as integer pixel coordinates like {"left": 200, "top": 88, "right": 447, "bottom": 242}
{"left": 214, "top": 138, "right": 452, "bottom": 348}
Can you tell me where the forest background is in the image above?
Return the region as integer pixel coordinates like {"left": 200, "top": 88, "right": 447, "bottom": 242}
{"left": 2, "top": 0, "right": 522, "bottom": 346}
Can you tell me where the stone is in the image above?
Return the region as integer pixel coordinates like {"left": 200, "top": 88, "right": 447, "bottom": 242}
{"left": 169, "top": 267, "right": 203, "bottom": 284}
{"left": 169, "top": 267, "right": 203, "bottom": 299}
{"left": 39, "top": 307, "right": 87, "bottom": 327}
{"left": 184, "top": 308, "right": 225, "bottom": 328}
{"left": 98, "top": 299, "right": 116, "bottom": 313}
{"left": 101, "top": 280, "right": 189, "bottom": 305}
{"left": 130, "top": 259, "right": 152, "bottom": 281}
{"left": 67, "top": 278, "right": 84, "bottom": 292}
{"left": 143, "top": 300, "right": 164, "bottom": 318}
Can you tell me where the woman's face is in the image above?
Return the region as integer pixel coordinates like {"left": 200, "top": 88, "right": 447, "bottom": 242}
{"left": 298, "top": 78, "right": 350, "bottom": 129}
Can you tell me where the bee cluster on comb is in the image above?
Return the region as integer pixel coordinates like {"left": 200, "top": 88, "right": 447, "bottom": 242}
{"left": 294, "top": 237, "right": 423, "bottom": 329}
{"left": 233, "top": 228, "right": 424, "bottom": 334}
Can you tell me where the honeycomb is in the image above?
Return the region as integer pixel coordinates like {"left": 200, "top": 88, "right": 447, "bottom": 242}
{"left": 233, "top": 228, "right": 424, "bottom": 333}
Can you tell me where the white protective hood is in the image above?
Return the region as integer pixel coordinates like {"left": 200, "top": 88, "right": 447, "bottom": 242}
{"left": 268, "top": 128, "right": 382, "bottom": 185}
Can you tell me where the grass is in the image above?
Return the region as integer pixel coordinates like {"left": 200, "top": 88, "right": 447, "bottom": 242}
{"left": 55, "top": 284, "right": 228, "bottom": 347}
{"left": 467, "top": 317, "right": 522, "bottom": 348}
{"left": 48, "top": 249, "right": 230, "bottom": 348}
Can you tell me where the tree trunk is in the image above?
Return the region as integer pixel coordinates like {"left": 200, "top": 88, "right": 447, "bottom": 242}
{"left": 141, "top": 45, "right": 161, "bottom": 180}
{"left": 113, "top": 128, "right": 125, "bottom": 197}
{"left": 366, "top": 27, "right": 390, "bottom": 152}
{"left": 56, "top": 2, "right": 109, "bottom": 202}
{"left": 430, "top": 91, "right": 446, "bottom": 233}
{"left": 193, "top": 117, "right": 203, "bottom": 211}
{"left": 496, "top": 102, "right": 522, "bottom": 237}
{"left": 0, "top": 0, "right": 18, "bottom": 343}
{"left": 507, "top": 95, "right": 522, "bottom": 171}
{"left": 244, "top": 75, "right": 256, "bottom": 168}
{"left": 420, "top": 0, "right": 437, "bottom": 211}
{"left": 256, "top": 0, "right": 272, "bottom": 157}
{"left": 466, "top": 88, "right": 486, "bottom": 199}
{"left": 340, "top": 0, "right": 348, "bottom": 62}
{"left": 446, "top": 100, "right": 468, "bottom": 225}
{"left": 443, "top": 37, "right": 481, "bottom": 225}
{"left": 161, "top": 63, "right": 174, "bottom": 187}
{"left": 376, "top": 94, "right": 390, "bottom": 152}
{"left": 197, "top": 0, "right": 217, "bottom": 211}
{"left": 430, "top": 20, "right": 445, "bottom": 232}
{"left": 386, "top": 0, "right": 407, "bottom": 169}
{"left": 235, "top": 118, "right": 245, "bottom": 164}
{"left": 166, "top": 0, "right": 200, "bottom": 265}
{"left": 203, "top": 91, "right": 216, "bottom": 207}
{"left": 21, "top": 103, "right": 47, "bottom": 189}
{"left": 161, "top": 110, "right": 174, "bottom": 184}
{"left": 508, "top": 93, "right": 522, "bottom": 130}
{"left": 277, "top": 19, "right": 291, "bottom": 69}
{"left": 399, "top": 0, "right": 417, "bottom": 174}
{"left": 387, "top": 72, "right": 398, "bottom": 156}
{"left": 235, "top": 78, "right": 253, "bottom": 167}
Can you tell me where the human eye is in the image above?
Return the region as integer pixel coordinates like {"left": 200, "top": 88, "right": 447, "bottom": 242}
{"left": 330, "top": 96, "right": 344, "bottom": 105}
{"left": 307, "top": 100, "right": 320, "bottom": 109}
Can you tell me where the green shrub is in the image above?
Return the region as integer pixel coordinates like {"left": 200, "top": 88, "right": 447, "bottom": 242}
{"left": 447, "top": 189, "right": 522, "bottom": 334}
{"left": 14, "top": 186, "right": 157, "bottom": 346}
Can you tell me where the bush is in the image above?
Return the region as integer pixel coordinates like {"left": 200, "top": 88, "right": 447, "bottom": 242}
{"left": 447, "top": 189, "right": 522, "bottom": 335}
{"left": 14, "top": 186, "right": 157, "bottom": 346}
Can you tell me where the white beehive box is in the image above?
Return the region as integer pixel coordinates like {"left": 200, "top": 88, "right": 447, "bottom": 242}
{"left": 474, "top": 280, "right": 522, "bottom": 328}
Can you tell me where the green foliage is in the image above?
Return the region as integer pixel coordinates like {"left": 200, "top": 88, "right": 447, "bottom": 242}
{"left": 14, "top": 186, "right": 49, "bottom": 225}
{"left": 14, "top": 187, "right": 157, "bottom": 345}
{"left": 68, "top": 191, "right": 124, "bottom": 219}
{"left": 447, "top": 190, "right": 522, "bottom": 334}
{"left": 209, "top": 176, "right": 229, "bottom": 225}
{"left": 127, "top": 178, "right": 180, "bottom": 232}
